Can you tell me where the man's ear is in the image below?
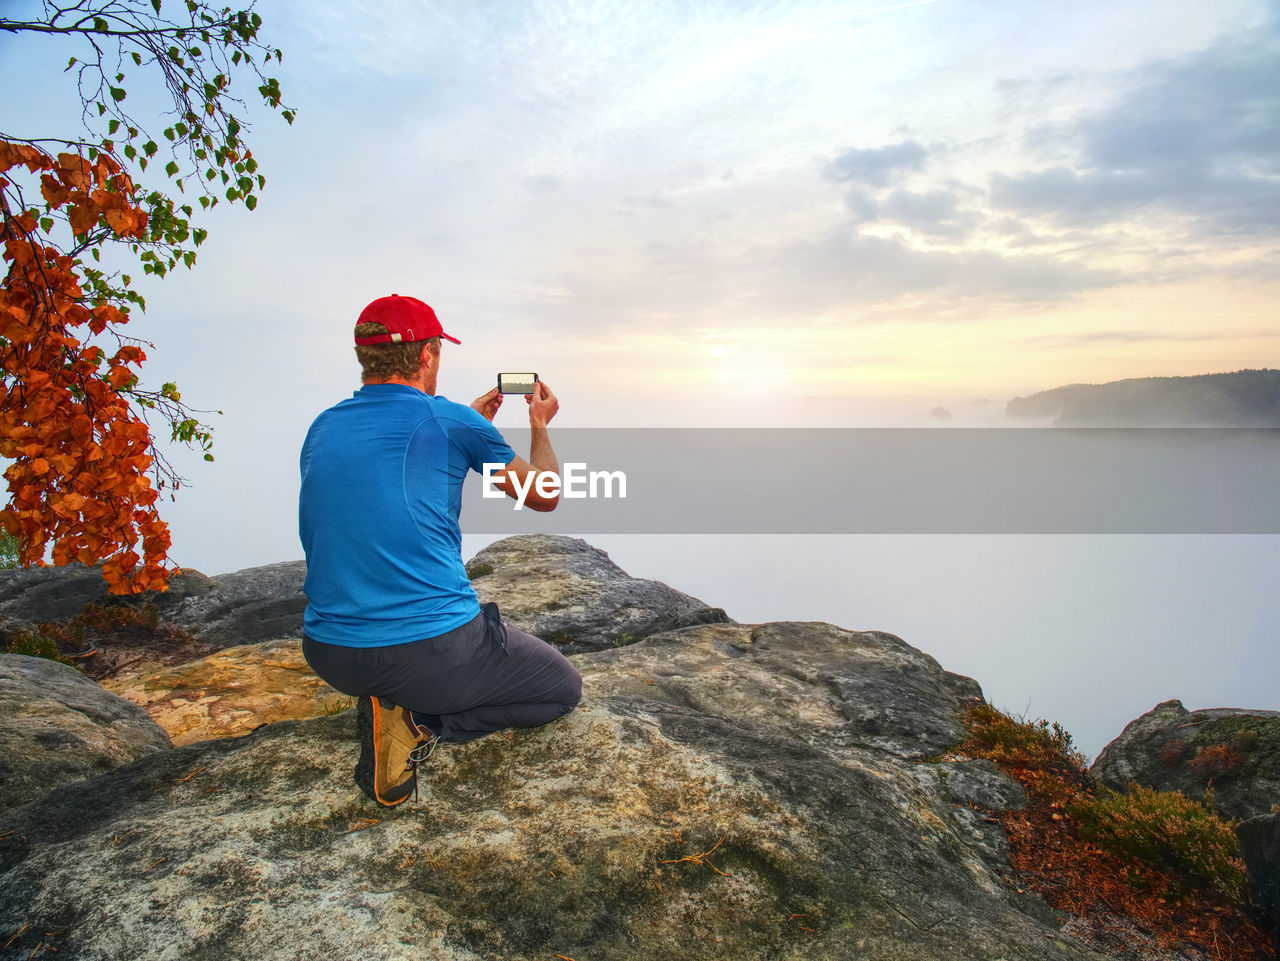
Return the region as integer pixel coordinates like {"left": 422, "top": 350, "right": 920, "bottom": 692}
{"left": 420, "top": 342, "right": 437, "bottom": 369}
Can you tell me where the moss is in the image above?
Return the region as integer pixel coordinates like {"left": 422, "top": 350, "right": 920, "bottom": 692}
{"left": 466, "top": 560, "right": 495, "bottom": 579}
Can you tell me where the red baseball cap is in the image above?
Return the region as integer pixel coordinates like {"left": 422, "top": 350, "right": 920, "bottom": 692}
{"left": 354, "top": 294, "right": 461, "bottom": 345}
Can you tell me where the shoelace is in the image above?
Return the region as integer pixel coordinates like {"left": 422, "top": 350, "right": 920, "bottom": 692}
{"left": 406, "top": 735, "right": 440, "bottom": 804}
{"left": 408, "top": 735, "right": 440, "bottom": 765}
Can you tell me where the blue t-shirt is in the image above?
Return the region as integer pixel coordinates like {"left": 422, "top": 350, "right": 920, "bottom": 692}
{"left": 299, "top": 384, "right": 515, "bottom": 647}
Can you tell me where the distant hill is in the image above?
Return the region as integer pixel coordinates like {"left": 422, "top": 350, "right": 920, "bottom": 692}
{"left": 1006, "top": 369, "right": 1280, "bottom": 426}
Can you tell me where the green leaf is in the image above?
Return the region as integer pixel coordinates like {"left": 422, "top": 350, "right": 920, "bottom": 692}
{"left": 131, "top": 52, "right": 142, "bottom": 66}
{"left": 109, "top": 86, "right": 127, "bottom": 102}
{"left": 39, "top": 217, "right": 53, "bottom": 232}
{"left": 152, "top": 0, "right": 162, "bottom": 13}
{"left": 245, "top": 194, "right": 257, "bottom": 211}
{"left": 66, "top": 56, "right": 77, "bottom": 70}
{"left": 143, "top": 140, "right": 158, "bottom": 157}
{"left": 204, "top": 453, "right": 215, "bottom": 462}
{"left": 93, "top": 17, "right": 108, "bottom": 31}
{"left": 193, "top": 228, "right": 208, "bottom": 245}
{"left": 165, "top": 161, "right": 179, "bottom": 176}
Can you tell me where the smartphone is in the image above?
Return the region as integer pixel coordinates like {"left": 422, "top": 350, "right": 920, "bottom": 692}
{"left": 497, "top": 372, "right": 539, "bottom": 395}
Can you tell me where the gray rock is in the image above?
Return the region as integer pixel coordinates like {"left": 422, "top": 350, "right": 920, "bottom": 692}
{"left": 0, "top": 561, "right": 306, "bottom": 650}
{"left": 0, "top": 654, "right": 172, "bottom": 810}
{"left": 153, "top": 561, "right": 308, "bottom": 647}
{"left": 2, "top": 535, "right": 725, "bottom": 659}
{"left": 0, "top": 640, "right": 1106, "bottom": 961}
{"left": 467, "top": 534, "right": 730, "bottom": 653}
{"left": 1236, "top": 812, "right": 1280, "bottom": 947}
{"left": 1091, "top": 699, "right": 1280, "bottom": 821}
{"left": 0, "top": 564, "right": 111, "bottom": 625}
{"left": 940, "top": 758, "right": 1028, "bottom": 812}
{"left": 580, "top": 621, "right": 978, "bottom": 759}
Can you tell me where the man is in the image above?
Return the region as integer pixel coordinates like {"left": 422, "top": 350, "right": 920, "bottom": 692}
{"left": 299, "top": 294, "right": 582, "bottom": 808}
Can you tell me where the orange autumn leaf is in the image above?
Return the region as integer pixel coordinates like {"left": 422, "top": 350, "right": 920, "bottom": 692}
{"left": 1, "top": 139, "right": 178, "bottom": 593}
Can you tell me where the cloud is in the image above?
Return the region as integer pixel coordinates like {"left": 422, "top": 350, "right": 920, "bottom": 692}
{"left": 991, "top": 21, "right": 1280, "bottom": 236}
{"left": 879, "top": 188, "right": 985, "bottom": 240}
{"left": 522, "top": 175, "right": 565, "bottom": 194}
{"left": 825, "top": 141, "right": 927, "bottom": 187}
{"left": 1015, "top": 328, "right": 1280, "bottom": 348}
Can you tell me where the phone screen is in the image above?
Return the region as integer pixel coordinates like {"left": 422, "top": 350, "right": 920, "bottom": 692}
{"left": 498, "top": 372, "right": 539, "bottom": 394}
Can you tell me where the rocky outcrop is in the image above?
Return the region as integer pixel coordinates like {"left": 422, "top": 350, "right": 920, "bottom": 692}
{"left": 1237, "top": 813, "right": 1280, "bottom": 945}
{"left": 101, "top": 638, "right": 351, "bottom": 745}
{"left": 0, "top": 654, "right": 172, "bottom": 810}
{"left": 467, "top": 535, "right": 730, "bottom": 654}
{"left": 0, "top": 620, "right": 1111, "bottom": 961}
{"left": 0, "top": 561, "right": 307, "bottom": 650}
{"left": 579, "top": 620, "right": 982, "bottom": 759}
{"left": 1091, "top": 699, "right": 1280, "bottom": 821}
{"left": 0, "top": 563, "right": 112, "bottom": 627}
{"left": 152, "top": 561, "right": 308, "bottom": 647}
{"left": 3, "top": 537, "right": 724, "bottom": 662}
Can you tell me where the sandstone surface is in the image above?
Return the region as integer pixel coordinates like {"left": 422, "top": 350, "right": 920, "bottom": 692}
{"left": 0, "top": 654, "right": 172, "bottom": 810}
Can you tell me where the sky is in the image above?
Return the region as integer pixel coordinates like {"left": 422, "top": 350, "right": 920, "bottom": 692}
{"left": 3, "top": 0, "right": 1279, "bottom": 757}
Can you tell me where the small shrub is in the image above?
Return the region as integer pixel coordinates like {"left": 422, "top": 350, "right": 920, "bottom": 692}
{"left": 1070, "top": 783, "right": 1249, "bottom": 903}
{"left": 40, "top": 601, "right": 188, "bottom": 649}
{"left": 323, "top": 698, "right": 355, "bottom": 716}
{"left": 1230, "top": 729, "right": 1260, "bottom": 754}
{"left": 962, "top": 702, "right": 1088, "bottom": 770}
{"left": 1189, "top": 744, "right": 1243, "bottom": 784}
{"left": 1160, "top": 738, "right": 1188, "bottom": 765}
{"left": 2, "top": 630, "right": 74, "bottom": 665}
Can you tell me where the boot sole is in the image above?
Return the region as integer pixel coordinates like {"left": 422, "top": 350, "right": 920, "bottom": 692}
{"left": 354, "top": 695, "right": 416, "bottom": 807}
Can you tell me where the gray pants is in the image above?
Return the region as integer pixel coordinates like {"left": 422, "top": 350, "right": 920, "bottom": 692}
{"left": 302, "top": 610, "right": 582, "bottom": 743}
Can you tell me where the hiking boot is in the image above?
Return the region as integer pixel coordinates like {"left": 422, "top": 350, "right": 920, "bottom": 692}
{"left": 354, "top": 695, "right": 431, "bottom": 807}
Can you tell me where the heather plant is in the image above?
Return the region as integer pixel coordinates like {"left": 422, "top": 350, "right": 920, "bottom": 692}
{"left": 1070, "top": 783, "right": 1249, "bottom": 903}
{"left": 2, "top": 629, "right": 73, "bottom": 665}
{"left": 962, "top": 702, "right": 1088, "bottom": 770}
{"left": 1189, "top": 743, "right": 1244, "bottom": 783}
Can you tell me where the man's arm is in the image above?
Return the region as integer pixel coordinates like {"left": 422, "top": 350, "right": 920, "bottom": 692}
{"left": 489, "top": 380, "right": 561, "bottom": 512}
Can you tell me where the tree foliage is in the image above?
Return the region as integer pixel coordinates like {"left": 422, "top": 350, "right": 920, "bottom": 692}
{"left": 0, "top": 0, "right": 293, "bottom": 592}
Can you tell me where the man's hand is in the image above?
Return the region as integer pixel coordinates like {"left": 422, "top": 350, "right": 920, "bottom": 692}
{"left": 471, "top": 387, "right": 503, "bottom": 422}
{"left": 527, "top": 379, "right": 559, "bottom": 427}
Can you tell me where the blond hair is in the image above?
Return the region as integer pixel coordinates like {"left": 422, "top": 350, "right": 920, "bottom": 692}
{"left": 354, "top": 323, "right": 440, "bottom": 381}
